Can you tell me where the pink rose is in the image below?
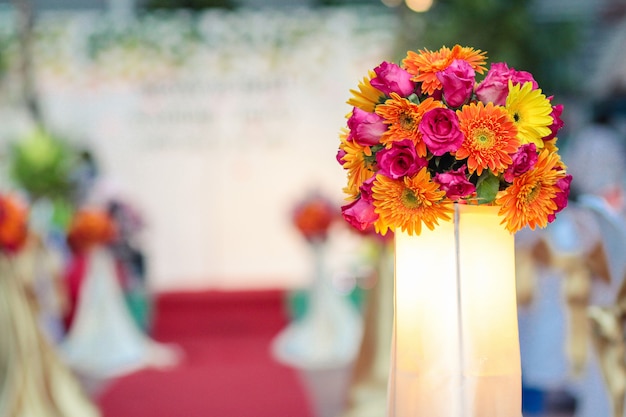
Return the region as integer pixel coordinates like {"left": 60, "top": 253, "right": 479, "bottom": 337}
{"left": 336, "top": 149, "right": 347, "bottom": 166}
{"left": 360, "top": 176, "right": 376, "bottom": 201}
{"left": 370, "top": 61, "right": 416, "bottom": 98}
{"left": 436, "top": 59, "right": 475, "bottom": 107}
{"left": 430, "top": 88, "right": 443, "bottom": 101}
{"left": 548, "top": 174, "right": 572, "bottom": 223}
{"left": 433, "top": 165, "right": 475, "bottom": 200}
{"left": 419, "top": 108, "right": 464, "bottom": 156}
{"left": 347, "top": 107, "right": 387, "bottom": 147}
{"left": 341, "top": 197, "right": 378, "bottom": 232}
{"left": 475, "top": 63, "right": 510, "bottom": 106}
{"left": 503, "top": 143, "right": 538, "bottom": 182}
{"left": 510, "top": 69, "right": 537, "bottom": 89}
{"left": 544, "top": 102, "right": 564, "bottom": 141}
{"left": 376, "top": 139, "right": 427, "bottom": 180}
{"left": 475, "top": 62, "right": 538, "bottom": 106}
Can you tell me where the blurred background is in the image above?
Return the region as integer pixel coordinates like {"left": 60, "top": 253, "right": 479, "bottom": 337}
{"left": 1, "top": 0, "right": 626, "bottom": 416}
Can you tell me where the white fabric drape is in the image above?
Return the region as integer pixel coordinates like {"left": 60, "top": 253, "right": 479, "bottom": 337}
{"left": 59, "top": 247, "right": 180, "bottom": 379}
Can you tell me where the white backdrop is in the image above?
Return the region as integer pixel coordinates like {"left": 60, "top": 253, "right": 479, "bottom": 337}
{"left": 0, "top": 7, "right": 397, "bottom": 291}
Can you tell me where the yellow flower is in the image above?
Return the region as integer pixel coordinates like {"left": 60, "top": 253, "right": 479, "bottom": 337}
{"left": 338, "top": 129, "right": 376, "bottom": 198}
{"left": 543, "top": 137, "right": 559, "bottom": 153}
{"left": 402, "top": 45, "right": 487, "bottom": 95}
{"left": 496, "top": 150, "right": 566, "bottom": 233}
{"left": 347, "top": 70, "right": 386, "bottom": 113}
{"left": 505, "top": 81, "right": 553, "bottom": 148}
{"left": 375, "top": 94, "right": 444, "bottom": 157}
{"left": 372, "top": 169, "right": 453, "bottom": 236}
{"left": 456, "top": 102, "right": 519, "bottom": 176}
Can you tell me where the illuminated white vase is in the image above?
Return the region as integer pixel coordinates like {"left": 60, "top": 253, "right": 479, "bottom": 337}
{"left": 387, "top": 204, "right": 521, "bottom": 417}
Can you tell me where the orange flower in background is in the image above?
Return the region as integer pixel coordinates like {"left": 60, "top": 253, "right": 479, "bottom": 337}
{"left": 456, "top": 102, "right": 520, "bottom": 176}
{"left": 67, "top": 209, "right": 117, "bottom": 253}
{"left": 292, "top": 195, "right": 337, "bottom": 242}
{"left": 0, "top": 194, "right": 28, "bottom": 254}
{"left": 372, "top": 168, "right": 452, "bottom": 236}
{"left": 376, "top": 94, "right": 443, "bottom": 157}
{"left": 402, "top": 45, "right": 487, "bottom": 95}
{"left": 496, "top": 150, "right": 565, "bottom": 233}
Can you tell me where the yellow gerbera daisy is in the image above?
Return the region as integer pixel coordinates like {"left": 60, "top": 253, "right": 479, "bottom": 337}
{"left": 372, "top": 169, "right": 453, "bottom": 236}
{"left": 505, "top": 81, "right": 553, "bottom": 148}
{"left": 402, "top": 45, "right": 487, "bottom": 95}
{"left": 496, "top": 150, "right": 566, "bottom": 233}
{"left": 338, "top": 129, "right": 376, "bottom": 198}
{"left": 456, "top": 102, "right": 519, "bottom": 176}
{"left": 347, "top": 70, "right": 386, "bottom": 113}
{"left": 375, "top": 94, "right": 444, "bottom": 157}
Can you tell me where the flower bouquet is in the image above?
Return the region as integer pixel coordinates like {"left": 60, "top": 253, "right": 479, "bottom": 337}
{"left": 0, "top": 194, "right": 28, "bottom": 254}
{"left": 337, "top": 44, "right": 571, "bottom": 235}
{"left": 292, "top": 192, "right": 338, "bottom": 243}
{"left": 67, "top": 208, "right": 117, "bottom": 254}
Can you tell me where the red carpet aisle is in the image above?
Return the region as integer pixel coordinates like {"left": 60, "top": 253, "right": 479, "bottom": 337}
{"left": 96, "top": 290, "right": 314, "bottom": 417}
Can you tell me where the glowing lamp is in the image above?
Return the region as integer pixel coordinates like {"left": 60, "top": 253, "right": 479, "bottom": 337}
{"left": 405, "top": 0, "right": 434, "bottom": 12}
{"left": 387, "top": 204, "right": 521, "bottom": 416}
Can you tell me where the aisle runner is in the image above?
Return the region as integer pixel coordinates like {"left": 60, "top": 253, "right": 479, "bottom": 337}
{"left": 97, "top": 290, "right": 314, "bottom": 417}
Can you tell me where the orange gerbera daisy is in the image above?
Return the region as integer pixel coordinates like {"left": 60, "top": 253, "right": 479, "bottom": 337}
{"left": 496, "top": 150, "right": 566, "bottom": 233}
{"left": 372, "top": 168, "right": 453, "bottom": 236}
{"left": 375, "top": 94, "right": 444, "bottom": 157}
{"left": 338, "top": 129, "right": 376, "bottom": 198}
{"left": 347, "top": 70, "right": 386, "bottom": 113}
{"left": 402, "top": 45, "right": 487, "bottom": 95}
{"left": 456, "top": 102, "right": 520, "bottom": 176}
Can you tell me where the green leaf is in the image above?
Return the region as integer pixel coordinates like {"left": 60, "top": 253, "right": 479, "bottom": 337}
{"left": 476, "top": 172, "right": 500, "bottom": 204}
{"left": 407, "top": 93, "right": 420, "bottom": 104}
